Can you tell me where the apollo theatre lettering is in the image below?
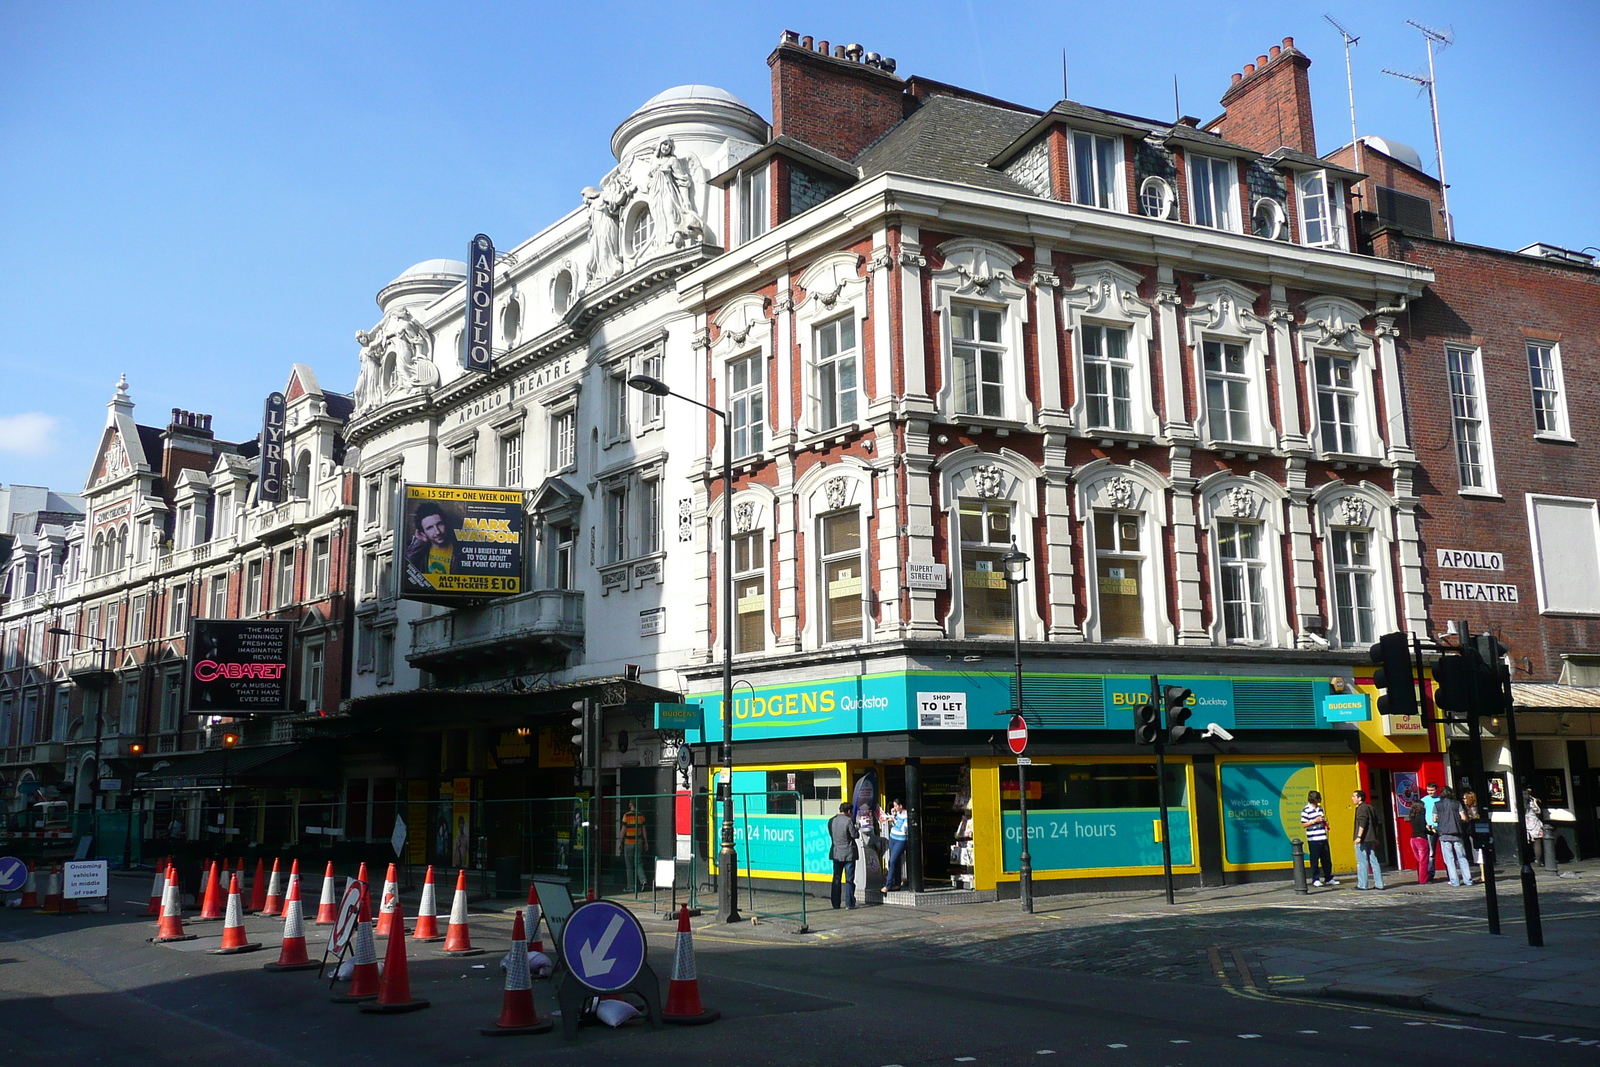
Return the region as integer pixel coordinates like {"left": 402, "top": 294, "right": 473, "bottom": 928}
{"left": 465, "top": 233, "right": 495, "bottom": 371}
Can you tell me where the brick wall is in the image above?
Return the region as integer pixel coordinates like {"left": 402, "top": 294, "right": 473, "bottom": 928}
{"left": 1376, "top": 229, "right": 1600, "bottom": 677}
{"left": 1213, "top": 38, "right": 1316, "bottom": 155}
{"left": 769, "top": 38, "right": 905, "bottom": 162}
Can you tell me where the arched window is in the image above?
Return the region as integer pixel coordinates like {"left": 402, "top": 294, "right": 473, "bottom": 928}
{"left": 91, "top": 533, "right": 105, "bottom": 576}
{"left": 938, "top": 448, "right": 1045, "bottom": 641}
{"left": 625, "top": 204, "right": 654, "bottom": 259}
{"left": 1075, "top": 460, "right": 1175, "bottom": 644}
{"left": 501, "top": 296, "right": 521, "bottom": 345}
{"left": 552, "top": 270, "right": 573, "bottom": 314}
{"left": 1198, "top": 475, "right": 1291, "bottom": 647}
{"left": 1313, "top": 485, "right": 1398, "bottom": 650}
{"left": 292, "top": 451, "right": 312, "bottom": 500}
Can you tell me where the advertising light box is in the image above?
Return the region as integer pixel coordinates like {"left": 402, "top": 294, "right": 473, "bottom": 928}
{"left": 187, "top": 618, "right": 295, "bottom": 714}
{"left": 397, "top": 484, "right": 525, "bottom": 600}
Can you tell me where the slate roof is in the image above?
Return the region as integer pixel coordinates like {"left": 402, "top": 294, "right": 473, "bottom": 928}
{"left": 855, "top": 95, "right": 1040, "bottom": 196}
{"left": 1263, "top": 146, "right": 1366, "bottom": 182}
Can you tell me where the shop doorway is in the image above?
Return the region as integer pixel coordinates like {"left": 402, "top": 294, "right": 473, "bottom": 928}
{"left": 1368, "top": 769, "right": 1396, "bottom": 868}
{"left": 917, "top": 762, "right": 967, "bottom": 888}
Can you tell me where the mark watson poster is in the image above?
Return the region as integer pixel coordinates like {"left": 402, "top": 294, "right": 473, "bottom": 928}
{"left": 397, "top": 484, "right": 524, "bottom": 598}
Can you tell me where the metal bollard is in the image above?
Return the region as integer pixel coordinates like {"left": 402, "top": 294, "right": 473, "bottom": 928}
{"left": 1291, "top": 838, "right": 1308, "bottom": 893}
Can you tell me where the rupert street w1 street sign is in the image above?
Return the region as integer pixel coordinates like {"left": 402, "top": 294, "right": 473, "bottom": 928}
{"left": 1008, "top": 714, "right": 1029, "bottom": 755}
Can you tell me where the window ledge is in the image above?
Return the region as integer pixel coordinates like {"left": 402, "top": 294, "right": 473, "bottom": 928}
{"left": 1534, "top": 432, "right": 1577, "bottom": 445}
{"left": 937, "top": 413, "right": 1032, "bottom": 434}
{"left": 796, "top": 423, "right": 867, "bottom": 451}
{"left": 1084, "top": 428, "right": 1161, "bottom": 448}
{"left": 1320, "top": 452, "right": 1384, "bottom": 468}
{"left": 1205, "top": 440, "right": 1272, "bottom": 459}
{"left": 1458, "top": 488, "right": 1505, "bottom": 501}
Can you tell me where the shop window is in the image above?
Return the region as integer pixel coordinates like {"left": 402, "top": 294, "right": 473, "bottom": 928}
{"left": 764, "top": 768, "right": 842, "bottom": 816}
{"left": 959, "top": 499, "right": 1013, "bottom": 636}
{"left": 1093, "top": 511, "right": 1146, "bottom": 639}
{"left": 733, "top": 531, "right": 766, "bottom": 655}
{"left": 820, "top": 509, "right": 864, "bottom": 644}
{"left": 1000, "top": 762, "right": 1188, "bottom": 811}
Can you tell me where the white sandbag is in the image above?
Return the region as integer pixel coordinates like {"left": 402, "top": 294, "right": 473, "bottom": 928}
{"left": 528, "top": 950, "right": 553, "bottom": 978}
{"left": 594, "top": 999, "right": 640, "bottom": 1027}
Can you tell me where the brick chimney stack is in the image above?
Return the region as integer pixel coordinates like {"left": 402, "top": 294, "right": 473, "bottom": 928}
{"left": 1213, "top": 37, "right": 1317, "bottom": 155}
{"left": 769, "top": 29, "right": 905, "bottom": 162}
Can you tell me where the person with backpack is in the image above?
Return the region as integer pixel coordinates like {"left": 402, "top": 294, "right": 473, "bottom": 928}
{"left": 1299, "top": 791, "right": 1337, "bottom": 886}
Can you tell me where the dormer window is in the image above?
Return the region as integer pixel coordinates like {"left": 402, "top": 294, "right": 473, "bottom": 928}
{"left": 1072, "top": 132, "right": 1123, "bottom": 211}
{"left": 1189, "top": 155, "right": 1239, "bottom": 232}
{"left": 736, "top": 166, "right": 769, "bottom": 246}
{"left": 1297, "top": 170, "right": 1347, "bottom": 249}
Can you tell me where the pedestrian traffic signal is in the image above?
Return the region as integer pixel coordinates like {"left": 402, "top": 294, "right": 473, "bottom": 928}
{"left": 1134, "top": 702, "right": 1160, "bottom": 745}
{"left": 1165, "top": 685, "right": 1194, "bottom": 744}
{"left": 1368, "top": 631, "right": 1417, "bottom": 717}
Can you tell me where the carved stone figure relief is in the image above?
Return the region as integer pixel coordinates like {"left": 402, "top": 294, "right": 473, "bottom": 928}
{"left": 580, "top": 137, "right": 710, "bottom": 293}
{"left": 354, "top": 306, "right": 440, "bottom": 414}
{"left": 1337, "top": 496, "right": 1370, "bottom": 528}
{"left": 973, "top": 465, "right": 1007, "bottom": 500}
{"left": 583, "top": 172, "right": 631, "bottom": 285}
{"left": 1225, "top": 485, "right": 1259, "bottom": 518}
{"left": 1105, "top": 476, "right": 1136, "bottom": 511}
{"left": 733, "top": 501, "right": 755, "bottom": 534}
{"left": 824, "top": 477, "right": 849, "bottom": 511}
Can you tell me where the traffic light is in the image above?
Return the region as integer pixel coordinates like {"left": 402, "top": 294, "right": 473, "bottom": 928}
{"left": 1368, "top": 631, "right": 1417, "bottom": 717}
{"left": 1165, "top": 685, "right": 1195, "bottom": 744}
{"left": 570, "top": 699, "right": 587, "bottom": 768}
{"left": 1431, "top": 653, "right": 1475, "bottom": 720}
{"left": 1134, "top": 701, "right": 1160, "bottom": 745}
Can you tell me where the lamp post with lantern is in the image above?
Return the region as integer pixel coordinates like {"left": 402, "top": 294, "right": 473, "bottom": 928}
{"left": 999, "top": 542, "right": 1034, "bottom": 913}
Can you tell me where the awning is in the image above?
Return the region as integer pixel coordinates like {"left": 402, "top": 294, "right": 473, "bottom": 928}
{"left": 133, "top": 742, "right": 336, "bottom": 790}
{"left": 1512, "top": 683, "right": 1600, "bottom": 709}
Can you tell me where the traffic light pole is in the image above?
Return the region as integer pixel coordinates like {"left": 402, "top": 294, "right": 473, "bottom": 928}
{"left": 1150, "top": 674, "right": 1175, "bottom": 906}
{"left": 1450, "top": 621, "right": 1500, "bottom": 936}
{"left": 1495, "top": 653, "right": 1543, "bottom": 947}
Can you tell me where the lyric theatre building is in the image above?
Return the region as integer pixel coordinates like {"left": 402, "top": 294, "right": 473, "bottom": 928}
{"left": 338, "top": 33, "right": 1445, "bottom": 895}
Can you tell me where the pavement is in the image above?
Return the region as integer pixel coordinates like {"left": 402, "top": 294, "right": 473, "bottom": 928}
{"left": 2, "top": 860, "right": 1599, "bottom": 1066}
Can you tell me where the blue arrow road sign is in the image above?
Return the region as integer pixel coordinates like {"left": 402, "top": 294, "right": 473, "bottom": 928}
{"left": 0, "top": 856, "right": 26, "bottom": 892}
{"left": 559, "top": 900, "right": 646, "bottom": 993}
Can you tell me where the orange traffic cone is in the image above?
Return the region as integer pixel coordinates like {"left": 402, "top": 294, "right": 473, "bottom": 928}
{"left": 263, "top": 872, "right": 319, "bottom": 971}
{"left": 662, "top": 904, "right": 719, "bottom": 1024}
{"left": 375, "top": 863, "right": 403, "bottom": 937}
{"left": 330, "top": 888, "right": 380, "bottom": 1003}
{"left": 152, "top": 865, "right": 197, "bottom": 943}
{"left": 411, "top": 866, "right": 443, "bottom": 942}
{"left": 525, "top": 881, "right": 548, "bottom": 953}
{"left": 480, "top": 910, "right": 550, "bottom": 1035}
{"left": 191, "top": 858, "right": 209, "bottom": 912}
{"left": 197, "top": 860, "right": 225, "bottom": 921}
{"left": 248, "top": 857, "right": 267, "bottom": 913}
{"left": 313, "top": 861, "right": 337, "bottom": 924}
{"left": 442, "top": 869, "right": 482, "bottom": 956}
{"left": 356, "top": 861, "right": 370, "bottom": 889}
{"left": 146, "top": 858, "right": 167, "bottom": 915}
{"left": 19, "top": 861, "right": 39, "bottom": 908}
{"left": 36, "top": 865, "right": 63, "bottom": 914}
{"left": 261, "top": 858, "right": 284, "bottom": 917}
{"left": 361, "top": 896, "right": 430, "bottom": 1014}
{"left": 210, "top": 874, "right": 262, "bottom": 954}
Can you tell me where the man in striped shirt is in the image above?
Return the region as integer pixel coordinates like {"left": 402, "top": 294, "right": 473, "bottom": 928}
{"left": 1300, "top": 790, "right": 1337, "bottom": 886}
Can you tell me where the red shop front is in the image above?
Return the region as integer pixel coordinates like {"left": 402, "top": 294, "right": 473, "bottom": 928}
{"left": 1358, "top": 752, "right": 1448, "bottom": 876}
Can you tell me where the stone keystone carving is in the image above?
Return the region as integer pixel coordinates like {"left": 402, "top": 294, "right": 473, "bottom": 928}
{"left": 973, "top": 465, "right": 1006, "bottom": 500}
{"left": 733, "top": 501, "right": 755, "bottom": 533}
{"left": 1105, "top": 476, "right": 1136, "bottom": 511}
{"left": 824, "top": 477, "right": 849, "bottom": 511}
{"left": 1225, "top": 485, "right": 1259, "bottom": 518}
{"left": 1337, "top": 496, "right": 1370, "bottom": 528}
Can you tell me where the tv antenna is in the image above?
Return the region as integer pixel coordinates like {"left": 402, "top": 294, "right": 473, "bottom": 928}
{"left": 1383, "top": 20, "right": 1454, "bottom": 239}
{"left": 1323, "top": 15, "right": 1363, "bottom": 182}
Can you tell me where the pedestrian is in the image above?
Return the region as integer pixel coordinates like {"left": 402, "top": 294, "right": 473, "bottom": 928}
{"left": 621, "top": 801, "right": 648, "bottom": 892}
{"left": 1461, "top": 786, "right": 1483, "bottom": 867}
{"left": 1299, "top": 791, "right": 1336, "bottom": 886}
{"left": 828, "top": 802, "right": 859, "bottom": 910}
{"left": 1522, "top": 790, "right": 1553, "bottom": 869}
{"left": 1433, "top": 786, "right": 1473, "bottom": 886}
{"left": 1352, "top": 789, "right": 1384, "bottom": 890}
{"left": 1406, "top": 794, "right": 1433, "bottom": 884}
{"left": 1421, "top": 782, "right": 1443, "bottom": 876}
{"left": 883, "top": 800, "right": 909, "bottom": 892}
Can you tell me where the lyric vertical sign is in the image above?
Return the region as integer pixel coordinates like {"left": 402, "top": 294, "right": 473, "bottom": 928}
{"left": 259, "top": 392, "right": 287, "bottom": 504}
{"left": 465, "top": 233, "right": 495, "bottom": 371}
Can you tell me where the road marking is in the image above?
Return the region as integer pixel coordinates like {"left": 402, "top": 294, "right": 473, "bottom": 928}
{"left": 1106, "top": 1043, "right": 1126, "bottom": 1049}
{"left": 956, "top": 1057, "right": 977, "bottom": 1062}
{"left": 1238, "top": 1034, "right": 1260, "bottom": 1039}
{"left": 1036, "top": 1051, "right": 1056, "bottom": 1056}
{"left": 1351, "top": 1025, "right": 1372, "bottom": 1030}
{"left": 1298, "top": 1029, "right": 1318, "bottom": 1034}
{"left": 1170, "top": 1039, "right": 1190, "bottom": 1044}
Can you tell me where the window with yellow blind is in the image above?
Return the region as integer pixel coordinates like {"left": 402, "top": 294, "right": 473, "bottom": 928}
{"left": 959, "top": 500, "right": 1013, "bottom": 636}
{"left": 1093, "top": 511, "right": 1145, "bottom": 639}
{"left": 820, "top": 510, "right": 863, "bottom": 644}
{"left": 733, "top": 531, "right": 766, "bottom": 654}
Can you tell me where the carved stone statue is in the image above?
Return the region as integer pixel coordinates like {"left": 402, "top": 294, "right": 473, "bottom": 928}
{"left": 583, "top": 171, "right": 630, "bottom": 284}
{"left": 354, "top": 306, "right": 440, "bottom": 413}
{"left": 645, "top": 137, "right": 708, "bottom": 249}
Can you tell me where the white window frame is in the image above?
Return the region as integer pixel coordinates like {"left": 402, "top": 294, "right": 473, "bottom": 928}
{"left": 1445, "top": 344, "right": 1498, "bottom": 494}
{"left": 736, "top": 165, "right": 769, "bottom": 247}
{"left": 168, "top": 584, "right": 189, "bottom": 635}
{"left": 817, "top": 507, "right": 867, "bottom": 646}
{"left": 449, "top": 447, "right": 475, "bottom": 487}
{"left": 246, "top": 559, "right": 264, "bottom": 614}
{"left": 1526, "top": 494, "right": 1600, "bottom": 616}
{"left": 640, "top": 476, "right": 662, "bottom": 557}
{"left": 1071, "top": 130, "right": 1124, "bottom": 211}
{"left": 1062, "top": 261, "right": 1157, "bottom": 439}
{"left": 548, "top": 404, "right": 577, "bottom": 473}
{"left": 930, "top": 238, "right": 1031, "bottom": 427}
{"left": 1298, "top": 298, "right": 1383, "bottom": 460}
{"left": 1199, "top": 475, "right": 1291, "bottom": 647}
{"left": 309, "top": 536, "right": 331, "bottom": 599}
{"left": 1189, "top": 154, "right": 1240, "bottom": 232}
{"left": 605, "top": 482, "right": 629, "bottom": 564}
{"left": 274, "top": 547, "right": 296, "bottom": 609}
{"left": 302, "top": 641, "right": 325, "bottom": 715}
{"left": 1296, "top": 170, "right": 1348, "bottom": 249}
{"left": 1526, "top": 340, "right": 1571, "bottom": 441}
{"left": 956, "top": 497, "right": 1018, "bottom": 638}
{"left": 1186, "top": 280, "right": 1275, "bottom": 450}
{"left": 604, "top": 363, "right": 630, "bottom": 446}
{"left": 1076, "top": 463, "right": 1176, "bottom": 643}
{"left": 498, "top": 430, "right": 522, "bottom": 487}
{"left": 728, "top": 351, "right": 766, "bottom": 459}
{"left": 732, "top": 528, "right": 767, "bottom": 655}
{"left": 950, "top": 304, "right": 1008, "bottom": 419}
{"left": 794, "top": 252, "right": 869, "bottom": 439}
{"left": 639, "top": 348, "right": 666, "bottom": 429}
{"left": 1081, "top": 323, "right": 1135, "bottom": 432}
{"left": 209, "top": 573, "right": 229, "bottom": 618}
{"left": 795, "top": 462, "right": 875, "bottom": 649}
{"left": 937, "top": 448, "right": 1045, "bottom": 641}
{"left": 811, "top": 315, "right": 860, "bottom": 433}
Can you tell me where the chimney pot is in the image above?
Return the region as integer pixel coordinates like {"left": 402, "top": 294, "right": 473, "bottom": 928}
{"left": 1269, "top": 45, "right": 1281, "bottom": 59}
{"left": 1283, "top": 36, "right": 1294, "bottom": 49}
{"left": 1231, "top": 72, "right": 1243, "bottom": 85}
{"left": 818, "top": 39, "right": 829, "bottom": 54}
{"left": 1257, "top": 55, "right": 1269, "bottom": 67}
{"left": 801, "top": 35, "right": 812, "bottom": 49}
{"left": 1243, "top": 63, "right": 1256, "bottom": 75}
{"left": 833, "top": 45, "right": 845, "bottom": 58}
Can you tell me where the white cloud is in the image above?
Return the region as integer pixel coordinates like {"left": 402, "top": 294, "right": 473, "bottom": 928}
{"left": 0, "top": 412, "right": 62, "bottom": 455}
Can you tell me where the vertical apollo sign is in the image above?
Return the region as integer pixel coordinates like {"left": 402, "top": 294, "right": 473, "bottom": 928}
{"left": 465, "top": 233, "right": 495, "bottom": 371}
{"left": 259, "top": 392, "right": 287, "bottom": 504}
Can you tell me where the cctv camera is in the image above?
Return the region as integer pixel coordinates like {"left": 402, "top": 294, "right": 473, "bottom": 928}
{"left": 1202, "top": 723, "right": 1235, "bottom": 742}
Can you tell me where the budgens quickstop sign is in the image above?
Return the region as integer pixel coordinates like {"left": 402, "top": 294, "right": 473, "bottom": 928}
{"left": 187, "top": 619, "right": 295, "bottom": 714}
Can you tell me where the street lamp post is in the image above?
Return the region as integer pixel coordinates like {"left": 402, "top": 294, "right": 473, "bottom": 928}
{"left": 628, "top": 373, "right": 741, "bottom": 923}
{"left": 999, "top": 542, "right": 1034, "bottom": 914}
{"left": 220, "top": 729, "right": 239, "bottom": 847}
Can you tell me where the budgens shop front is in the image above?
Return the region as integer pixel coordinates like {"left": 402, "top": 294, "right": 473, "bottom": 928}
{"left": 680, "top": 648, "right": 1380, "bottom": 901}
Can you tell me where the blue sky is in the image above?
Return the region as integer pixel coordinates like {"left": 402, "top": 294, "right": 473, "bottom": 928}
{"left": 2, "top": 1, "right": 1596, "bottom": 492}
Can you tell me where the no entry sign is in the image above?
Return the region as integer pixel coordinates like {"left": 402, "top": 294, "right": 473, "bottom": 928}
{"left": 1007, "top": 714, "right": 1029, "bottom": 755}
